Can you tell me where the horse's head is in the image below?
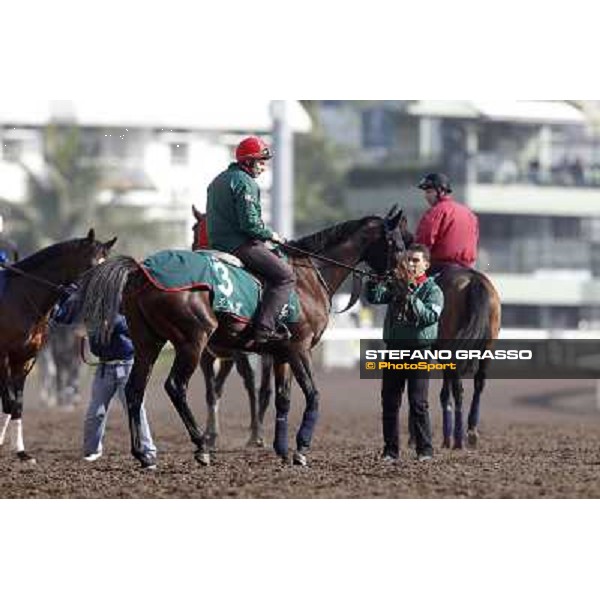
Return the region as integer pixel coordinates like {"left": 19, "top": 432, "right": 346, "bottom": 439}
{"left": 191, "top": 205, "right": 207, "bottom": 251}
{"left": 70, "top": 229, "right": 117, "bottom": 275}
{"left": 362, "top": 205, "right": 411, "bottom": 275}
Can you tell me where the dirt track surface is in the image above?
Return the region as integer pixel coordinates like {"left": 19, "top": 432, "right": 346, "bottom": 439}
{"left": 2, "top": 365, "right": 600, "bottom": 498}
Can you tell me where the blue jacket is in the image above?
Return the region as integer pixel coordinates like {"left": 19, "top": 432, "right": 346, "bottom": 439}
{"left": 51, "top": 286, "right": 133, "bottom": 361}
{"left": 51, "top": 284, "right": 81, "bottom": 324}
{"left": 89, "top": 315, "right": 134, "bottom": 362}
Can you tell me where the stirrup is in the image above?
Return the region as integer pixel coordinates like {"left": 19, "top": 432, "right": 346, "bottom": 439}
{"left": 254, "top": 325, "right": 291, "bottom": 344}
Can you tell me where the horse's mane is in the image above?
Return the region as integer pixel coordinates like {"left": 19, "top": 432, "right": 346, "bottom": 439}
{"left": 290, "top": 216, "right": 379, "bottom": 254}
{"left": 13, "top": 238, "right": 86, "bottom": 271}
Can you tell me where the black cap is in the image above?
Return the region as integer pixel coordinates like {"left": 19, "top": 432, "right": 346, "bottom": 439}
{"left": 417, "top": 173, "right": 452, "bottom": 193}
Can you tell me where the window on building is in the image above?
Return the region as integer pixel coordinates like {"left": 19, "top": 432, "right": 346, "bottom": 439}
{"left": 2, "top": 139, "right": 23, "bottom": 162}
{"left": 479, "top": 214, "right": 512, "bottom": 239}
{"left": 547, "top": 306, "right": 581, "bottom": 329}
{"left": 170, "top": 142, "right": 189, "bottom": 166}
{"left": 501, "top": 305, "right": 541, "bottom": 328}
{"left": 361, "top": 108, "right": 394, "bottom": 149}
{"left": 551, "top": 216, "right": 581, "bottom": 239}
{"left": 80, "top": 131, "right": 102, "bottom": 158}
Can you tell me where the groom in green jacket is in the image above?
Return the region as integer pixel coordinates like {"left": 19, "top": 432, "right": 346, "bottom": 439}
{"left": 367, "top": 243, "right": 444, "bottom": 462}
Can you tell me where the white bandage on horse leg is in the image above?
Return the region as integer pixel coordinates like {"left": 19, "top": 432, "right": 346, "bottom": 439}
{"left": 11, "top": 419, "right": 25, "bottom": 452}
{"left": 0, "top": 414, "right": 11, "bottom": 445}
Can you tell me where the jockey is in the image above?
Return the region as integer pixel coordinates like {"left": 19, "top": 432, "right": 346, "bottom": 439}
{"left": 206, "top": 136, "right": 295, "bottom": 345}
{"left": 414, "top": 173, "right": 479, "bottom": 276}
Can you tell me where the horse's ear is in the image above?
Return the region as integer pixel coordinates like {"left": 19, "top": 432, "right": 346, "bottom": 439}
{"left": 105, "top": 236, "right": 117, "bottom": 249}
{"left": 385, "top": 204, "right": 399, "bottom": 220}
{"left": 389, "top": 208, "right": 404, "bottom": 229}
{"left": 192, "top": 205, "right": 203, "bottom": 221}
{"left": 87, "top": 228, "right": 95, "bottom": 241}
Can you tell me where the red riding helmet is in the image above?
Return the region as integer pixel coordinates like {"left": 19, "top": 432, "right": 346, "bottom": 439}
{"left": 235, "top": 136, "right": 273, "bottom": 162}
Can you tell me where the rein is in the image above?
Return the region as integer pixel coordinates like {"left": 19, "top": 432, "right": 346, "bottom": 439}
{"left": 0, "top": 262, "right": 65, "bottom": 292}
{"left": 272, "top": 240, "right": 388, "bottom": 315}
{"left": 273, "top": 240, "right": 375, "bottom": 279}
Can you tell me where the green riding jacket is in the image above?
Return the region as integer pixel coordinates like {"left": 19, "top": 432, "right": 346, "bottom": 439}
{"left": 206, "top": 163, "right": 274, "bottom": 253}
{"left": 366, "top": 276, "right": 444, "bottom": 347}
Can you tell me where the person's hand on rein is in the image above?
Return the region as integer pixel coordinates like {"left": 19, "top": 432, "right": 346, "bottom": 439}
{"left": 270, "top": 231, "right": 285, "bottom": 244}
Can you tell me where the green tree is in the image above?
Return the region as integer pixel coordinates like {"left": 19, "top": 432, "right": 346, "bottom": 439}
{"left": 294, "top": 102, "right": 352, "bottom": 236}
{"left": 0, "top": 124, "right": 175, "bottom": 256}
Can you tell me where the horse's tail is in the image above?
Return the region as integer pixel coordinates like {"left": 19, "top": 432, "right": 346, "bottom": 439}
{"left": 446, "top": 272, "right": 493, "bottom": 374}
{"left": 79, "top": 255, "right": 139, "bottom": 344}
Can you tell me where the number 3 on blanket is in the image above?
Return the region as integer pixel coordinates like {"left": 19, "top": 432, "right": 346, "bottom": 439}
{"left": 215, "top": 263, "right": 234, "bottom": 296}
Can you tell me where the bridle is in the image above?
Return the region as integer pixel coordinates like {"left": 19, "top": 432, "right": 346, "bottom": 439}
{"left": 273, "top": 216, "right": 405, "bottom": 313}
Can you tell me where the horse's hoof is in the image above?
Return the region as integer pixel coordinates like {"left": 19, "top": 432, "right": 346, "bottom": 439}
{"left": 195, "top": 451, "right": 211, "bottom": 466}
{"left": 205, "top": 435, "right": 218, "bottom": 452}
{"left": 292, "top": 451, "right": 308, "bottom": 467}
{"left": 442, "top": 438, "right": 452, "bottom": 449}
{"left": 453, "top": 440, "right": 464, "bottom": 450}
{"left": 467, "top": 430, "right": 479, "bottom": 448}
{"left": 246, "top": 436, "right": 265, "bottom": 448}
{"left": 276, "top": 452, "right": 289, "bottom": 466}
{"left": 17, "top": 451, "right": 36, "bottom": 464}
{"left": 139, "top": 456, "right": 157, "bottom": 470}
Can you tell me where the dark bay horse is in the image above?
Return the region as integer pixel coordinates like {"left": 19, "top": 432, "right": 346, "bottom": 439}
{"left": 378, "top": 219, "right": 502, "bottom": 450}
{"left": 191, "top": 205, "right": 273, "bottom": 448}
{"left": 79, "top": 210, "right": 407, "bottom": 468}
{"left": 436, "top": 268, "right": 501, "bottom": 448}
{"left": 0, "top": 230, "right": 116, "bottom": 462}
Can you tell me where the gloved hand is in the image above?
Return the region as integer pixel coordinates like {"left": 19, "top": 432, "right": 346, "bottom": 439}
{"left": 270, "top": 231, "right": 285, "bottom": 244}
{"left": 391, "top": 277, "right": 409, "bottom": 297}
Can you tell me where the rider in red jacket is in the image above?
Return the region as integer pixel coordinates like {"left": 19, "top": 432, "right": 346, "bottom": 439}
{"left": 414, "top": 173, "right": 479, "bottom": 271}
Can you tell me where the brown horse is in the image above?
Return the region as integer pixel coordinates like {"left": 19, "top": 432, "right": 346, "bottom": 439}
{"left": 436, "top": 269, "right": 501, "bottom": 448}
{"left": 378, "top": 222, "right": 502, "bottom": 449}
{"left": 79, "top": 209, "right": 408, "bottom": 468}
{"left": 0, "top": 230, "right": 116, "bottom": 462}
{"left": 191, "top": 205, "right": 273, "bottom": 448}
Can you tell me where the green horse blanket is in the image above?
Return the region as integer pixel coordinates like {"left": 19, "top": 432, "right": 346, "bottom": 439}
{"left": 140, "top": 249, "right": 300, "bottom": 324}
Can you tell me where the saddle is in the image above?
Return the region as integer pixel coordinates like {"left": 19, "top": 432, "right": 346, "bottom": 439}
{"left": 194, "top": 249, "right": 244, "bottom": 269}
{"left": 193, "top": 248, "right": 274, "bottom": 290}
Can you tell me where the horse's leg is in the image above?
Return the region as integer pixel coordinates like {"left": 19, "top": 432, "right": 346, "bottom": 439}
{"left": 165, "top": 335, "right": 211, "bottom": 465}
{"left": 0, "top": 374, "right": 11, "bottom": 447}
{"left": 257, "top": 353, "right": 273, "bottom": 440}
{"left": 232, "top": 352, "right": 261, "bottom": 446}
{"left": 123, "top": 306, "right": 165, "bottom": 469}
{"left": 125, "top": 351, "right": 160, "bottom": 468}
{"left": 0, "top": 358, "right": 12, "bottom": 446}
{"left": 288, "top": 350, "right": 319, "bottom": 467}
{"left": 272, "top": 360, "right": 292, "bottom": 462}
{"left": 407, "top": 407, "right": 416, "bottom": 448}
{"left": 200, "top": 351, "right": 220, "bottom": 451}
{"left": 8, "top": 360, "right": 36, "bottom": 463}
{"left": 0, "top": 412, "right": 10, "bottom": 447}
{"left": 467, "top": 359, "right": 489, "bottom": 448}
{"left": 440, "top": 373, "right": 453, "bottom": 448}
{"left": 214, "top": 357, "right": 235, "bottom": 399}
{"left": 451, "top": 374, "right": 465, "bottom": 450}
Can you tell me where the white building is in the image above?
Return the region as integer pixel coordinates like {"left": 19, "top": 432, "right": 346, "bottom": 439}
{"left": 316, "top": 100, "right": 600, "bottom": 331}
{"left": 0, "top": 98, "right": 311, "bottom": 245}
